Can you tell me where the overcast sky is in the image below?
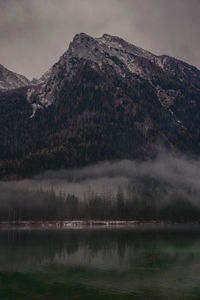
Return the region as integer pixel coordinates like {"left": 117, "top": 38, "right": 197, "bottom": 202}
{"left": 0, "top": 0, "right": 199, "bottom": 79}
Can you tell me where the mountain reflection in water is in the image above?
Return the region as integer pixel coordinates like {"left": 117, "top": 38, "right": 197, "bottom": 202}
{"left": 0, "top": 225, "right": 200, "bottom": 298}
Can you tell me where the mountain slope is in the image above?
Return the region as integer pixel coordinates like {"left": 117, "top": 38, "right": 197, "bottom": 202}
{"left": 0, "top": 33, "right": 200, "bottom": 179}
{"left": 0, "top": 64, "right": 30, "bottom": 90}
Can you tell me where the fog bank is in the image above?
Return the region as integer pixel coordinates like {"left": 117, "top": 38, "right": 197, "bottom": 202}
{"left": 1, "top": 152, "right": 200, "bottom": 199}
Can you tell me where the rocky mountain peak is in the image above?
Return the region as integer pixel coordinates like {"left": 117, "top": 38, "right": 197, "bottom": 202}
{"left": 1, "top": 33, "right": 200, "bottom": 177}
{"left": 66, "top": 32, "right": 156, "bottom": 65}
{"left": 34, "top": 33, "right": 157, "bottom": 90}
{"left": 25, "top": 32, "right": 200, "bottom": 119}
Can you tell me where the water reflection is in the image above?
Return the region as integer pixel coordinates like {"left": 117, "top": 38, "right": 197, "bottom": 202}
{"left": 1, "top": 225, "right": 200, "bottom": 295}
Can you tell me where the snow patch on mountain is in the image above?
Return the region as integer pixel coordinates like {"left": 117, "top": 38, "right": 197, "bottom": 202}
{"left": 28, "top": 33, "right": 158, "bottom": 115}
{"left": 25, "top": 33, "right": 200, "bottom": 119}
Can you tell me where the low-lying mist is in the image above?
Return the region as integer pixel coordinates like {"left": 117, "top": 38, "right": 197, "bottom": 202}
{"left": 1, "top": 152, "right": 200, "bottom": 197}
{"left": 0, "top": 152, "right": 200, "bottom": 222}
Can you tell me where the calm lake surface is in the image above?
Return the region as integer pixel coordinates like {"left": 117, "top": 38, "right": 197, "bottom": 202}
{"left": 1, "top": 225, "right": 200, "bottom": 299}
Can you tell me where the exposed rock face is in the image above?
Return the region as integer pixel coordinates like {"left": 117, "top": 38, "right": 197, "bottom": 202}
{"left": 0, "top": 64, "right": 29, "bottom": 90}
{"left": 0, "top": 33, "right": 200, "bottom": 178}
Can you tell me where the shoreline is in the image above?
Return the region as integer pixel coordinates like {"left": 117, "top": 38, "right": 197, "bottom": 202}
{"left": 0, "top": 220, "right": 200, "bottom": 229}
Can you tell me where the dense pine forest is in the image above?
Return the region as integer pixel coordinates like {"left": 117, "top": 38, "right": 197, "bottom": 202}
{"left": 0, "top": 183, "right": 199, "bottom": 223}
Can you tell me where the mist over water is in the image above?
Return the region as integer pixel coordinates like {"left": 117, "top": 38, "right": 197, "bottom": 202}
{"left": 1, "top": 152, "right": 200, "bottom": 199}
{"left": 1, "top": 152, "right": 200, "bottom": 298}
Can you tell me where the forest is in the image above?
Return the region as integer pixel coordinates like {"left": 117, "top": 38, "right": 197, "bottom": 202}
{"left": 0, "top": 182, "right": 199, "bottom": 223}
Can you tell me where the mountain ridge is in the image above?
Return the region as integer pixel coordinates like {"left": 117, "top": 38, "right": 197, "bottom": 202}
{"left": 0, "top": 63, "right": 30, "bottom": 90}
{"left": 0, "top": 33, "right": 200, "bottom": 179}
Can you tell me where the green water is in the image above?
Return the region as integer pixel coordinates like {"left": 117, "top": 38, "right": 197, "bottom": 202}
{"left": 1, "top": 225, "right": 200, "bottom": 299}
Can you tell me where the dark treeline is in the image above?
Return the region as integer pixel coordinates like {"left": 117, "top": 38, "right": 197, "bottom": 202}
{"left": 0, "top": 183, "right": 200, "bottom": 222}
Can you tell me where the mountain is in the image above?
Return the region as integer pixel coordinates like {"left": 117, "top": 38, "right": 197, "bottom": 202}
{"left": 0, "top": 33, "right": 200, "bottom": 179}
{"left": 0, "top": 64, "right": 30, "bottom": 90}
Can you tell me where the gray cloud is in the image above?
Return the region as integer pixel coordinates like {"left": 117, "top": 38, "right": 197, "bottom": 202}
{"left": 0, "top": 0, "right": 199, "bottom": 79}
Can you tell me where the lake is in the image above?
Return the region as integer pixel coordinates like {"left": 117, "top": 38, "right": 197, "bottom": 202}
{"left": 0, "top": 225, "right": 200, "bottom": 299}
